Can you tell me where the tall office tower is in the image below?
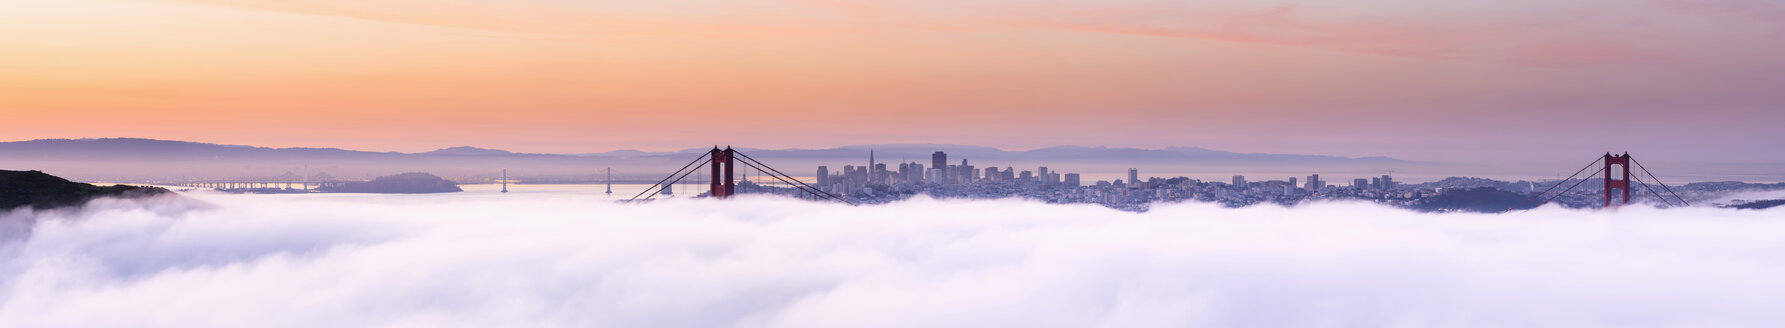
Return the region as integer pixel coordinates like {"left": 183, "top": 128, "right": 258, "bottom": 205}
{"left": 932, "top": 152, "right": 948, "bottom": 181}
{"left": 1003, "top": 167, "right": 1015, "bottom": 180}
{"left": 1307, "top": 174, "right": 1323, "bottom": 191}
{"left": 1020, "top": 171, "right": 1033, "bottom": 181}
{"left": 843, "top": 165, "right": 856, "bottom": 189}
{"left": 1128, "top": 168, "right": 1139, "bottom": 185}
{"left": 963, "top": 165, "right": 976, "bottom": 182}
{"left": 892, "top": 163, "right": 906, "bottom": 184}
{"left": 817, "top": 166, "right": 828, "bottom": 187}
{"left": 910, "top": 163, "right": 924, "bottom": 183}
{"left": 1037, "top": 167, "right": 1050, "bottom": 184}
{"left": 1381, "top": 175, "right": 1394, "bottom": 190}
{"left": 868, "top": 150, "right": 876, "bottom": 184}
{"left": 1048, "top": 172, "right": 1061, "bottom": 185}
{"left": 984, "top": 167, "right": 999, "bottom": 182}
{"left": 1064, "top": 173, "right": 1081, "bottom": 187}
{"left": 1354, "top": 178, "right": 1370, "bottom": 188}
{"left": 874, "top": 163, "right": 887, "bottom": 185}
{"left": 1232, "top": 175, "right": 1246, "bottom": 187}
{"left": 1372, "top": 177, "right": 1381, "bottom": 189}
{"left": 856, "top": 166, "right": 869, "bottom": 188}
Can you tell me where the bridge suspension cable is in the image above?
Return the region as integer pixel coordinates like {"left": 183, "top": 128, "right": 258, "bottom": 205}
{"left": 732, "top": 152, "right": 854, "bottom": 205}
{"left": 1527, "top": 166, "right": 1605, "bottom": 210}
{"left": 1630, "top": 157, "right": 1690, "bottom": 206}
{"left": 1526, "top": 155, "right": 1605, "bottom": 207}
{"left": 627, "top": 152, "right": 710, "bottom": 202}
{"left": 1629, "top": 175, "right": 1678, "bottom": 207}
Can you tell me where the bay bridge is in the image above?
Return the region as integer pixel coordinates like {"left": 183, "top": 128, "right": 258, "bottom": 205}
{"left": 173, "top": 172, "right": 347, "bottom": 191}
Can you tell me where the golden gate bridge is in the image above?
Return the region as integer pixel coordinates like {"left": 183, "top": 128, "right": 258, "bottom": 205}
{"left": 632, "top": 148, "right": 1687, "bottom": 209}
{"left": 627, "top": 147, "right": 854, "bottom": 205}
{"left": 1530, "top": 152, "right": 1689, "bottom": 208}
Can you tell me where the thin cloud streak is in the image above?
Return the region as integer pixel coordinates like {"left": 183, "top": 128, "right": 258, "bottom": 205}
{"left": 162, "top": 0, "right": 1683, "bottom": 66}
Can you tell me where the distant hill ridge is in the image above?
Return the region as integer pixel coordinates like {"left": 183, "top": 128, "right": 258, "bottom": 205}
{"left": 0, "top": 169, "right": 173, "bottom": 210}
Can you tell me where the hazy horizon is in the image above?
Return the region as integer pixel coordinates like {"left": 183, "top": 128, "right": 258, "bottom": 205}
{"left": 8, "top": 136, "right": 1779, "bottom": 184}
{"left": 6, "top": 0, "right": 1784, "bottom": 165}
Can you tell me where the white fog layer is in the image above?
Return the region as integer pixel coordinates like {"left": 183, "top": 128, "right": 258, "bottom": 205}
{"left": 3, "top": 193, "right": 1783, "bottom": 327}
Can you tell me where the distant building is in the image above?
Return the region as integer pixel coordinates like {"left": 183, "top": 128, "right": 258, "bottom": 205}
{"left": 908, "top": 163, "right": 924, "bottom": 184}
{"left": 1307, "top": 174, "right": 1323, "bottom": 192}
{"left": 1232, "top": 175, "right": 1246, "bottom": 187}
{"left": 1128, "top": 168, "right": 1139, "bottom": 185}
{"left": 932, "top": 152, "right": 948, "bottom": 183}
{"left": 960, "top": 159, "right": 975, "bottom": 182}
{"left": 1381, "top": 175, "right": 1395, "bottom": 190}
{"left": 984, "top": 167, "right": 1000, "bottom": 182}
{"left": 817, "top": 166, "right": 828, "bottom": 187}
{"left": 1064, "top": 173, "right": 1081, "bottom": 187}
{"left": 1037, "top": 167, "right": 1050, "bottom": 184}
{"left": 1354, "top": 178, "right": 1369, "bottom": 188}
{"left": 874, "top": 163, "right": 887, "bottom": 185}
{"left": 1020, "top": 170, "right": 1033, "bottom": 181}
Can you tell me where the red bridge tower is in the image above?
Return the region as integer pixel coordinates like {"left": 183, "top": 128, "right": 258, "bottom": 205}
{"left": 1603, "top": 152, "right": 1631, "bottom": 207}
{"left": 709, "top": 147, "right": 736, "bottom": 198}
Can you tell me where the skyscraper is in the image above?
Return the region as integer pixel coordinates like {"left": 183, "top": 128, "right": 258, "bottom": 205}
{"left": 1037, "top": 167, "right": 1049, "bottom": 184}
{"left": 1381, "top": 175, "right": 1395, "bottom": 190}
{"left": 932, "top": 151, "right": 947, "bottom": 183}
{"left": 910, "top": 163, "right": 924, "bottom": 183}
{"left": 868, "top": 150, "right": 876, "bottom": 184}
{"left": 1307, "top": 174, "right": 1323, "bottom": 192}
{"left": 1232, "top": 175, "right": 1246, "bottom": 187}
{"left": 817, "top": 166, "right": 828, "bottom": 188}
{"left": 960, "top": 159, "right": 974, "bottom": 182}
{"left": 1128, "top": 168, "right": 1139, "bottom": 185}
{"left": 874, "top": 163, "right": 887, "bottom": 185}
{"left": 1064, "top": 173, "right": 1081, "bottom": 187}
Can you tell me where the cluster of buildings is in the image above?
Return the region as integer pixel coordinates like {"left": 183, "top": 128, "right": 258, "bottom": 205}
{"left": 791, "top": 150, "right": 1784, "bottom": 212}
{"left": 807, "top": 150, "right": 1416, "bottom": 210}
{"left": 816, "top": 151, "right": 1081, "bottom": 195}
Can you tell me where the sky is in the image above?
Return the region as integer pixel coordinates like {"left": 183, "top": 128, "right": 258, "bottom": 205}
{"left": 6, "top": 193, "right": 1785, "bottom": 327}
{"left": 2, "top": 0, "right": 1783, "bottom": 164}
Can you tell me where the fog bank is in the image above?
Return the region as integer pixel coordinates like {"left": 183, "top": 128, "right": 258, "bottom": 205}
{"left": 3, "top": 194, "right": 1783, "bottom": 327}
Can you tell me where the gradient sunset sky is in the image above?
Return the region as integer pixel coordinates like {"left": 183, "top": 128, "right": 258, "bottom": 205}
{"left": 3, "top": 0, "right": 1782, "bottom": 164}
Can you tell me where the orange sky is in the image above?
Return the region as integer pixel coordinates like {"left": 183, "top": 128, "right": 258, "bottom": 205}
{"left": 3, "top": 0, "right": 1783, "bottom": 163}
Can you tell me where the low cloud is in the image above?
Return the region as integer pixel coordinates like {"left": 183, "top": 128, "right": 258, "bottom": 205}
{"left": 3, "top": 194, "right": 1784, "bottom": 327}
